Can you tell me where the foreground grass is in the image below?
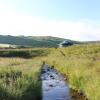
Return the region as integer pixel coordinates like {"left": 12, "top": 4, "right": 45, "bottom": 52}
{"left": 43, "top": 43, "right": 100, "bottom": 100}
{"left": 0, "top": 44, "right": 100, "bottom": 100}
{"left": 0, "top": 57, "right": 42, "bottom": 100}
{"left": 0, "top": 48, "right": 52, "bottom": 100}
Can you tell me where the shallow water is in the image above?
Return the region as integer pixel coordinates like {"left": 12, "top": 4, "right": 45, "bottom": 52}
{"left": 41, "top": 64, "right": 71, "bottom": 100}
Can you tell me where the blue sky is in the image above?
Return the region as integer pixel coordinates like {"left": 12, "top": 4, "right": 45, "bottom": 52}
{"left": 0, "top": 0, "right": 100, "bottom": 41}
{"left": 5, "top": 0, "right": 100, "bottom": 20}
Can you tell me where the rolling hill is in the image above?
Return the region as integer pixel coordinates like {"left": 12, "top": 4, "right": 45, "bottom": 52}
{"left": 0, "top": 35, "right": 78, "bottom": 48}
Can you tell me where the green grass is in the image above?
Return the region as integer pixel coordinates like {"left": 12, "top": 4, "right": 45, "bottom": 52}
{"left": 0, "top": 48, "right": 51, "bottom": 100}
{"left": 0, "top": 48, "right": 48, "bottom": 100}
{"left": 0, "top": 44, "right": 100, "bottom": 100}
{"left": 0, "top": 48, "right": 50, "bottom": 58}
{"left": 43, "top": 43, "right": 100, "bottom": 100}
{"left": 0, "top": 57, "right": 42, "bottom": 100}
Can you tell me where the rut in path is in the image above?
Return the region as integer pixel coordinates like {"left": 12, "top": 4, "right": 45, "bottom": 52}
{"left": 41, "top": 64, "right": 71, "bottom": 100}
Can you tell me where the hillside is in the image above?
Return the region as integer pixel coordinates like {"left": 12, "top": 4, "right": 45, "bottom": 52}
{"left": 0, "top": 35, "right": 78, "bottom": 48}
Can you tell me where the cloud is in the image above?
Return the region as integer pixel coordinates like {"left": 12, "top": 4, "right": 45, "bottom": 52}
{"left": 0, "top": 1, "right": 100, "bottom": 41}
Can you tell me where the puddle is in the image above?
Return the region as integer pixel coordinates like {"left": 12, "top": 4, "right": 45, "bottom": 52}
{"left": 41, "top": 64, "right": 71, "bottom": 100}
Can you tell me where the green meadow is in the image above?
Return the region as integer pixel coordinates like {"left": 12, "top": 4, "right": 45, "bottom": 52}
{"left": 44, "top": 43, "right": 100, "bottom": 100}
{"left": 0, "top": 43, "right": 100, "bottom": 100}
{"left": 0, "top": 48, "right": 50, "bottom": 100}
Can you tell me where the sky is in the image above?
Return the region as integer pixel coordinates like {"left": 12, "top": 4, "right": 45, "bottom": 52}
{"left": 0, "top": 0, "right": 100, "bottom": 41}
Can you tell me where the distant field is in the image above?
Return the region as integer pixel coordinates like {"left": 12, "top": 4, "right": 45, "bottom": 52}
{"left": 0, "top": 48, "right": 50, "bottom": 58}
{"left": 0, "top": 44, "right": 11, "bottom": 48}
{"left": 0, "top": 43, "right": 18, "bottom": 49}
{"left": 0, "top": 43, "right": 100, "bottom": 100}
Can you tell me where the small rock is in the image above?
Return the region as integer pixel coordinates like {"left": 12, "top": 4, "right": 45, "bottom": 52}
{"left": 49, "top": 84, "right": 54, "bottom": 87}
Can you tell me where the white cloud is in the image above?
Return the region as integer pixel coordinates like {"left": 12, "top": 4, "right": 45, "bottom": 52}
{"left": 0, "top": 1, "right": 100, "bottom": 41}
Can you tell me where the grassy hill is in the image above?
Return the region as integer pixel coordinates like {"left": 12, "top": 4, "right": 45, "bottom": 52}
{"left": 0, "top": 35, "right": 78, "bottom": 48}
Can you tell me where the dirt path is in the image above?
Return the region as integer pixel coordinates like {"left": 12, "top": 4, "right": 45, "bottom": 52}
{"left": 41, "top": 64, "right": 71, "bottom": 100}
